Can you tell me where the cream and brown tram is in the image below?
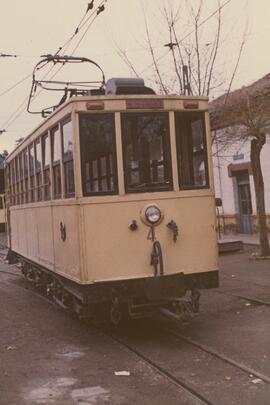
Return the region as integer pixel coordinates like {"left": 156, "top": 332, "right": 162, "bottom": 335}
{"left": 5, "top": 78, "right": 218, "bottom": 323}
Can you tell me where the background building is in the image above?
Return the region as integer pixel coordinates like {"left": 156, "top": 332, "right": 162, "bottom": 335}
{"left": 211, "top": 74, "right": 270, "bottom": 234}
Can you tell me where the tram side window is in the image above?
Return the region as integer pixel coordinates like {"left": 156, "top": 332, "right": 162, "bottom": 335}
{"left": 79, "top": 114, "right": 118, "bottom": 195}
{"left": 15, "top": 157, "right": 20, "bottom": 205}
{"left": 23, "top": 148, "right": 29, "bottom": 203}
{"left": 11, "top": 161, "right": 15, "bottom": 205}
{"left": 62, "top": 119, "right": 75, "bottom": 197}
{"left": 35, "top": 139, "right": 42, "bottom": 201}
{"left": 7, "top": 164, "right": 11, "bottom": 206}
{"left": 18, "top": 153, "right": 23, "bottom": 204}
{"left": 121, "top": 112, "right": 172, "bottom": 193}
{"left": 29, "top": 144, "right": 35, "bottom": 202}
{"left": 42, "top": 134, "right": 51, "bottom": 200}
{"left": 9, "top": 163, "right": 13, "bottom": 205}
{"left": 175, "top": 112, "right": 209, "bottom": 189}
{"left": 52, "top": 126, "right": 62, "bottom": 199}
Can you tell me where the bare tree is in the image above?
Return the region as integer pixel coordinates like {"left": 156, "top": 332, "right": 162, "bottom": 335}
{"left": 114, "top": 0, "right": 246, "bottom": 98}
{"left": 211, "top": 84, "right": 270, "bottom": 256}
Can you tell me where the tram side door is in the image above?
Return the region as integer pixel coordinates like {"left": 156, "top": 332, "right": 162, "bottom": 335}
{"left": 236, "top": 171, "right": 253, "bottom": 234}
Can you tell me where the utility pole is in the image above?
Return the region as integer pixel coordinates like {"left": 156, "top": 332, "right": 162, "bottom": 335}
{"left": 182, "top": 65, "right": 192, "bottom": 95}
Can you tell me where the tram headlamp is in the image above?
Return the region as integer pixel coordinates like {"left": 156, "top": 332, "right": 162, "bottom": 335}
{"left": 145, "top": 206, "right": 162, "bottom": 224}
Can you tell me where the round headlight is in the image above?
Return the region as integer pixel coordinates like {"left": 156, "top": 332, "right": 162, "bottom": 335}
{"left": 145, "top": 205, "right": 161, "bottom": 224}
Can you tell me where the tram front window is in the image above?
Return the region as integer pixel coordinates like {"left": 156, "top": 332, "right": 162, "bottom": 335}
{"left": 79, "top": 114, "right": 118, "bottom": 196}
{"left": 121, "top": 112, "right": 172, "bottom": 193}
{"left": 175, "top": 112, "right": 209, "bottom": 189}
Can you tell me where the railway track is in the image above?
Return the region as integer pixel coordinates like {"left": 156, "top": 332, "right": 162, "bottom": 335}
{"left": 215, "top": 288, "right": 270, "bottom": 307}
{"left": 167, "top": 327, "right": 270, "bottom": 385}
{"left": 99, "top": 308, "right": 270, "bottom": 405}
{"left": 103, "top": 327, "right": 214, "bottom": 405}
{"left": 2, "top": 262, "right": 270, "bottom": 404}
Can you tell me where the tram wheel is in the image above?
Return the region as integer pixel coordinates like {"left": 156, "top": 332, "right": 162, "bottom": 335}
{"left": 110, "top": 298, "right": 123, "bottom": 325}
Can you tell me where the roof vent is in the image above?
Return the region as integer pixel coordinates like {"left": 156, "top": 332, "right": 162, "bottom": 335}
{"left": 105, "top": 77, "right": 155, "bottom": 95}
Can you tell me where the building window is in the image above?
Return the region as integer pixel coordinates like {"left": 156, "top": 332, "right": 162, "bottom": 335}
{"left": 175, "top": 112, "right": 209, "bottom": 189}
{"left": 52, "top": 126, "right": 62, "bottom": 199}
{"left": 79, "top": 114, "right": 118, "bottom": 196}
{"left": 121, "top": 112, "right": 172, "bottom": 193}
{"left": 62, "top": 118, "right": 75, "bottom": 197}
{"left": 42, "top": 134, "right": 51, "bottom": 200}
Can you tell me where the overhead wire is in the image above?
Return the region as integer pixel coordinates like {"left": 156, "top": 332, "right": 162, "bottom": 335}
{"left": 31, "top": 1, "right": 106, "bottom": 105}
{"left": 177, "top": 0, "right": 233, "bottom": 44}
{"left": 0, "top": 2, "right": 99, "bottom": 100}
{"left": 2, "top": 0, "right": 231, "bottom": 132}
{"left": 0, "top": 73, "right": 32, "bottom": 98}
{"left": 53, "top": 0, "right": 99, "bottom": 56}
{"left": 1, "top": 0, "right": 107, "bottom": 133}
{"left": 139, "top": 0, "right": 233, "bottom": 76}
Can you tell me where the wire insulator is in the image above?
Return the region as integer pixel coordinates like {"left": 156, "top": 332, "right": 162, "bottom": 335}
{"left": 97, "top": 5, "right": 105, "bottom": 15}
{"left": 87, "top": 0, "right": 94, "bottom": 11}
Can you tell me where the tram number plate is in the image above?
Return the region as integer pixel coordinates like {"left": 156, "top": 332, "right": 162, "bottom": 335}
{"left": 144, "top": 273, "right": 185, "bottom": 300}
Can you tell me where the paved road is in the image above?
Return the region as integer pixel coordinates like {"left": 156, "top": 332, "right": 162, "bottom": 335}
{"left": 0, "top": 248, "right": 270, "bottom": 404}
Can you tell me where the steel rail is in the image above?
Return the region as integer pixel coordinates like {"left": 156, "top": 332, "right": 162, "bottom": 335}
{"left": 100, "top": 329, "right": 214, "bottom": 405}
{"left": 168, "top": 328, "right": 270, "bottom": 385}
{"left": 215, "top": 289, "right": 270, "bottom": 307}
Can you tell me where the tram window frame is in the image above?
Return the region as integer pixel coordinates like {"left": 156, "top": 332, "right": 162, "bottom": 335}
{"left": 51, "top": 125, "right": 62, "bottom": 200}
{"left": 121, "top": 112, "right": 173, "bottom": 194}
{"left": 175, "top": 112, "right": 209, "bottom": 190}
{"left": 23, "top": 148, "right": 29, "bottom": 203}
{"left": 35, "top": 138, "right": 42, "bottom": 201}
{"left": 79, "top": 113, "right": 118, "bottom": 196}
{"left": 62, "top": 117, "right": 75, "bottom": 198}
{"left": 42, "top": 133, "right": 51, "bottom": 201}
{"left": 7, "top": 164, "right": 11, "bottom": 206}
{"left": 11, "top": 161, "right": 15, "bottom": 205}
{"left": 29, "top": 143, "right": 35, "bottom": 202}
{"left": 18, "top": 153, "right": 24, "bottom": 204}
{"left": 15, "top": 156, "right": 20, "bottom": 205}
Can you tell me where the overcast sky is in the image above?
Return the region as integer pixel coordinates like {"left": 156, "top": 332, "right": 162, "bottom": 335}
{"left": 1, "top": 0, "right": 270, "bottom": 152}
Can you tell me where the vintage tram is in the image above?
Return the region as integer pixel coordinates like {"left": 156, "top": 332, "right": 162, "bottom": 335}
{"left": 5, "top": 73, "right": 218, "bottom": 323}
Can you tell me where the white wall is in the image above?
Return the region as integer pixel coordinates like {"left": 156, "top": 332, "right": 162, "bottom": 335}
{"left": 212, "top": 128, "right": 270, "bottom": 215}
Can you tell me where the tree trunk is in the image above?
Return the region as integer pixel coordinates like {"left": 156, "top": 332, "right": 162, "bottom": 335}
{"left": 250, "top": 136, "right": 270, "bottom": 256}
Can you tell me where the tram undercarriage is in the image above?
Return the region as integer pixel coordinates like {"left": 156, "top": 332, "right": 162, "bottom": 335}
{"left": 13, "top": 254, "right": 218, "bottom": 325}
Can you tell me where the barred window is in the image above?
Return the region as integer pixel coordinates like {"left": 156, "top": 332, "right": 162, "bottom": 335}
{"left": 79, "top": 114, "right": 118, "bottom": 196}
{"left": 42, "top": 134, "right": 51, "bottom": 201}
{"left": 62, "top": 118, "right": 75, "bottom": 197}
{"left": 29, "top": 144, "right": 35, "bottom": 202}
{"left": 175, "top": 112, "right": 209, "bottom": 189}
{"left": 52, "top": 126, "right": 62, "bottom": 199}
{"left": 35, "top": 139, "right": 42, "bottom": 201}
{"left": 121, "top": 112, "right": 172, "bottom": 193}
{"left": 23, "top": 148, "right": 29, "bottom": 203}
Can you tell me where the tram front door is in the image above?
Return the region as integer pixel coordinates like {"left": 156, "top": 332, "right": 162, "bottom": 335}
{"left": 236, "top": 171, "right": 253, "bottom": 234}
